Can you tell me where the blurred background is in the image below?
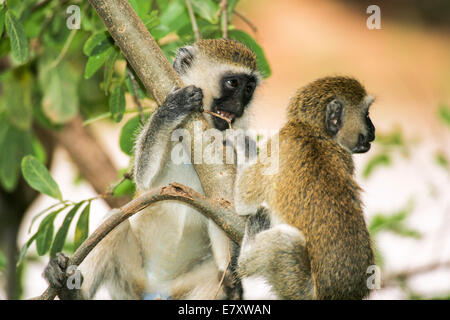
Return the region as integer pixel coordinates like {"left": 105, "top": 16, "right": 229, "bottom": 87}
{"left": 0, "top": 0, "right": 449, "bottom": 299}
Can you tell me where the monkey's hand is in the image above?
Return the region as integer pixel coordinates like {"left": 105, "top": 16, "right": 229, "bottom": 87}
{"left": 43, "top": 252, "right": 84, "bottom": 299}
{"left": 161, "top": 85, "right": 204, "bottom": 117}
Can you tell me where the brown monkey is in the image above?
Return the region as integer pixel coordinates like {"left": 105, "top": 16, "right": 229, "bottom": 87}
{"left": 235, "top": 76, "right": 375, "bottom": 300}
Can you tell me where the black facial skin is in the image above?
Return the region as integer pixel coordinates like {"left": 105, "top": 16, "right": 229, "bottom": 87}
{"left": 211, "top": 73, "right": 257, "bottom": 131}
{"left": 352, "top": 112, "right": 375, "bottom": 154}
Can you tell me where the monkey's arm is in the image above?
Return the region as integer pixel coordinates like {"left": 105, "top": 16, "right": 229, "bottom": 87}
{"left": 134, "top": 86, "right": 203, "bottom": 190}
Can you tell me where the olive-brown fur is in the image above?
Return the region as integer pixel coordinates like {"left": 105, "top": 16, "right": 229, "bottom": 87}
{"left": 237, "top": 76, "right": 375, "bottom": 300}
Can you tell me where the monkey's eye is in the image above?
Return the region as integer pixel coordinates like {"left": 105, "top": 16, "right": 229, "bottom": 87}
{"left": 226, "top": 79, "right": 239, "bottom": 89}
{"left": 246, "top": 84, "right": 255, "bottom": 95}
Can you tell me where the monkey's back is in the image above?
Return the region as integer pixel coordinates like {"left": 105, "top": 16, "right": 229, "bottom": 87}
{"left": 272, "top": 121, "right": 374, "bottom": 299}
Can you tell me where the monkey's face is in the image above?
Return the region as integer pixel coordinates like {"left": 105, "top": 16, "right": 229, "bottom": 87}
{"left": 326, "top": 96, "right": 375, "bottom": 154}
{"left": 173, "top": 41, "right": 260, "bottom": 132}
{"left": 210, "top": 73, "right": 257, "bottom": 131}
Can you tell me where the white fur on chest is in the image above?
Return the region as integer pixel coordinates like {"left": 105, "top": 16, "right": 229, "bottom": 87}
{"left": 130, "top": 159, "right": 213, "bottom": 292}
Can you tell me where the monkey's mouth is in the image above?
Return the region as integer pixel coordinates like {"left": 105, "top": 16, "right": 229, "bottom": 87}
{"left": 216, "top": 110, "right": 237, "bottom": 123}
{"left": 352, "top": 134, "right": 372, "bottom": 153}
{"left": 211, "top": 109, "right": 237, "bottom": 130}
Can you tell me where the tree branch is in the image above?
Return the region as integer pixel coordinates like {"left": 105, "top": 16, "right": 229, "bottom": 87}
{"left": 218, "top": 0, "right": 229, "bottom": 39}
{"left": 233, "top": 10, "right": 258, "bottom": 34}
{"left": 383, "top": 260, "right": 450, "bottom": 288}
{"left": 33, "top": 183, "right": 246, "bottom": 300}
{"left": 86, "top": 0, "right": 237, "bottom": 210}
{"left": 185, "top": 0, "right": 201, "bottom": 41}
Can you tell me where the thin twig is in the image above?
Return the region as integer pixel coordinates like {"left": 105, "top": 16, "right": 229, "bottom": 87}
{"left": 383, "top": 260, "right": 450, "bottom": 288}
{"left": 127, "top": 68, "right": 145, "bottom": 125}
{"left": 44, "top": 29, "right": 77, "bottom": 71}
{"left": 218, "top": 0, "right": 229, "bottom": 39}
{"left": 203, "top": 110, "right": 232, "bottom": 129}
{"left": 185, "top": 0, "right": 201, "bottom": 41}
{"left": 233, "top": 10, "right": 258, "bottom": 34}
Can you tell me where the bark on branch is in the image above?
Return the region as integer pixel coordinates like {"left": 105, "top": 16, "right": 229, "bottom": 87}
{"left": 34, "top": 183, "right": 246, "bottom": 300}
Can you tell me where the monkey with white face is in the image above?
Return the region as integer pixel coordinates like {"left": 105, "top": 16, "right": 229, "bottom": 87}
{"left": 44, "top": 39, "right": 261, "bottom": 299}
{"left": 235, "top": 76, "right": 375, "bottom": 300}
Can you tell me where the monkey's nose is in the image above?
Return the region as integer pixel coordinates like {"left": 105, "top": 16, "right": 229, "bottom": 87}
{"left": 368, "top": 129, "right": 375, "bottom": 142}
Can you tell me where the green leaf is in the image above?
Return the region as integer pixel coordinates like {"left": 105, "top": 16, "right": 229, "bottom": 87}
{"left": 113, "top": 178, "right": 135, "bottom": 197}
{"left": 23, "top": 2, "right": 49, "bottom": 38}
{"left": 1, "top": 69, "right": 33, "bottom": 130}
{"left": 35, "top": 210, "right": 59, "bottom": 256}
{"left": 17, "top": 234, "right": 37, "bottom": 266}
{"left": 39, "top": 58, "right": 79, "bottom": 124}
{"left": 375, "top": 129, "right": 404, "bottom": 147}
{"left": 21, "top": 155, "right": 62, "bottom": 200}
{"left": 32, "top": 136, "right": 47, "bottom": 164}
{"left": 74, "top": 202, "right": 91, "bottom": 250}
{"left": 84, "top": 46, "right": 114, "bottom": 79}
{"left": 362, "top": 153, "right": 391, "bottom": 179}
{"left": 103, "top": 48, "right": 120, "bottom": 94}
{"left": 5, "top": 10, "right": 28, "bottom": 64}
{"left": 50, "top": 202, "right": 84, "bottom": 257}
{"left": 128, "top": 0, "right": 152, "bottom": 20}
{"left": 438, "top": 104, "right": 450, "bottom": 127}
{"left": 143, "top": 10, "right": 160, "bottom": 30}
{"left": 0, "top": 122, "right": 32, "bottom": 191}
{"left": 369, "top": 201, "right": 420, "bottom": 239}
{"left": 0, "top": 249, "right": 6, "bottom": 271}
{"left": 83, "top": 31, "right": 113, "bottom": 56}
{"left": 120, "top": 114, "right": 150, "bottom": 155}
{"left": 154, "top": 0, "right": 190, "bottom": 39}
{"left": 0, "top": 7, "right": 6, "bottom": 37}
{"left": 109, "top": 84, "right": 126, "bottom": 122}
{"left": 29, "top": 202, "right": 67, "bottom": 233}
{"left": 227, "top": 0, "right": 239, "bottom": 19}
{"left": 190, "top": 0, "right": 219, "bottom": 24}
{"left": 228, "top": 30, "right": 271, "bottom": 78}
{"left": 435, "top": 151, "right": 449, "bottom": 170}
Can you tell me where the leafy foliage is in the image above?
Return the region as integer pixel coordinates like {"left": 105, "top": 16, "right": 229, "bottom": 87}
{"left": 438, "top": 103, "right": 450, "bottom": 127}
{"left": 4, "top": 0, "right": 271, "bottom": 270}
{"left": 0, "top": 249, "right": 6, "bottom": 272}
{"left": 21, "top": 155, "right": 62, "bottom": 200}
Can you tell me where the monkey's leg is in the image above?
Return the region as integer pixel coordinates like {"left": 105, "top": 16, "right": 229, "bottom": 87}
{"left": 208, "top": 222, "right": 242, "bottom": 299}
{"left": 134, "top": 86, "right": 203, "bottom": 190}
{"left": 238, "top": 213, "right": 314, "bottom": 300}
{"left": 79, "top": 220, "right": 147, "bottom": 299}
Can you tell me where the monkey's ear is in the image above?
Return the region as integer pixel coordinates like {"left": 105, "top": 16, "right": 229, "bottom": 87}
{"left": 173, "top": 46, "right": 197, "bottom": 74}
{"left": 325, "top": 99, "right": 343, "bottom": 136}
